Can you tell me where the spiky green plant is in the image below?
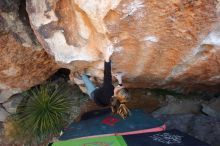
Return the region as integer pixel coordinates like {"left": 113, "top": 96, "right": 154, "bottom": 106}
{"left": 14, "top": 83, "right": 73, "bottom": 143}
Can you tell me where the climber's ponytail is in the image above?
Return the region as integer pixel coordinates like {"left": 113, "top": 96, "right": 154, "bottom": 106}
{"left": 111, "top": 87, "right": 131, "bottom": 119}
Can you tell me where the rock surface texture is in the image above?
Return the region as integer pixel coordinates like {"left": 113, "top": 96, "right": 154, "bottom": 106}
{"left": 26, "top": 0, "right": 220, "bottom": 94}
{"left": 154, "top": 114, "right": 220, "bottom": 146}
{"left": 0, "top": 0, "right": 58, "bottom": 103}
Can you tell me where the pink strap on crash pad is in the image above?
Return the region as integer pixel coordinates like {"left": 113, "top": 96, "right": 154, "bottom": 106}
{"left": 76, "top": 124, "right": 166, "bottom": 139}
{"left": 115, "top": 124, "right": 166, "bottom": 136}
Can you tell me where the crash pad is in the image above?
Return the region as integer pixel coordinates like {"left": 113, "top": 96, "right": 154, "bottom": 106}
{"left": 59, "top": 108, "right": 165, "bottom": 140}
{"left": 53, "top": 129, "right": 210, "bottom": 146}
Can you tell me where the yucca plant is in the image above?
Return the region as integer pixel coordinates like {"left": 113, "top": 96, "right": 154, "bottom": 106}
{"left": 14, "top": 83, "right": 73, "bottom": 143}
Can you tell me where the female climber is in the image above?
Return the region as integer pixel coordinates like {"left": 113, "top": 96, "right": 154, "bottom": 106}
{"left": 78, "top": 47, "right": 131, "bottom": 119}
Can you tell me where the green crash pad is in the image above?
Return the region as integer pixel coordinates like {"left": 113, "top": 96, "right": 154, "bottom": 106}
{"left": 53, "top": 135, "right": 127, "bottom": 146}
{"left": 51, "top": 129, "right": 211, "bottom": 146}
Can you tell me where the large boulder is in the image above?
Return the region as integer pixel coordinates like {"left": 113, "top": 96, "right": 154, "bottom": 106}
{"left": 0, "top": 0, "right": 58, "bottom": 103}
{"left": 0, "top": 107, "right": 9, "bottom": 122}
{"left": 202, "top": 97, "right": 220, "bottom": 120}
{"left": 26, "top": 0, "right": 220, "bottom": 93}
{"left": 154, "top": 114, "right": 220, "bottom": 146}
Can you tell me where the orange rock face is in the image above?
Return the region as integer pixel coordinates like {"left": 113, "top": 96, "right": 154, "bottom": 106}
{"left": 0, "top": 0, "right": 58, "bottom": 102}
{"left": 26, "top": 0, "right": 220, "bottom": 93}
{"left": 0, "top": 33, "right": 58, "bottom": 102}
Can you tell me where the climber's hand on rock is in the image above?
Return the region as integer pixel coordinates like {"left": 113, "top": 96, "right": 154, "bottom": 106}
{"left": 104, "top": 45, "right": 114, "bottom": 62}
{"left": 113, "top": 72, "right": 124, "bottom": 79}
{"left": 113, "top": 72, "right": 124, "bottom": 84}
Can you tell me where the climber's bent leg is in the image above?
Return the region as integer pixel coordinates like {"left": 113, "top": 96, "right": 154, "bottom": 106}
{"left": 82, "top": 74, "right": 96, "bottom": 99}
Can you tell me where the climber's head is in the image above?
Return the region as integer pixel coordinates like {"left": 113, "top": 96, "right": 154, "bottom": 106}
{"left": 114, "top": 85, "right": 131, "bottom": 103}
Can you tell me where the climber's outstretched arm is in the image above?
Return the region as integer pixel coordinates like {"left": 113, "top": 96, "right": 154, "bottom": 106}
{"left": 103, "top": 61, "right": 112, "bottom": 86}
{"left": 103, "top": 45, "right": 114, "bottom": 85}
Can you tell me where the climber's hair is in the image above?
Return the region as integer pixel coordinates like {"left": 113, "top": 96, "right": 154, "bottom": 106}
{"left": 115, "top": 87, "right": 131, "bottom": 103}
